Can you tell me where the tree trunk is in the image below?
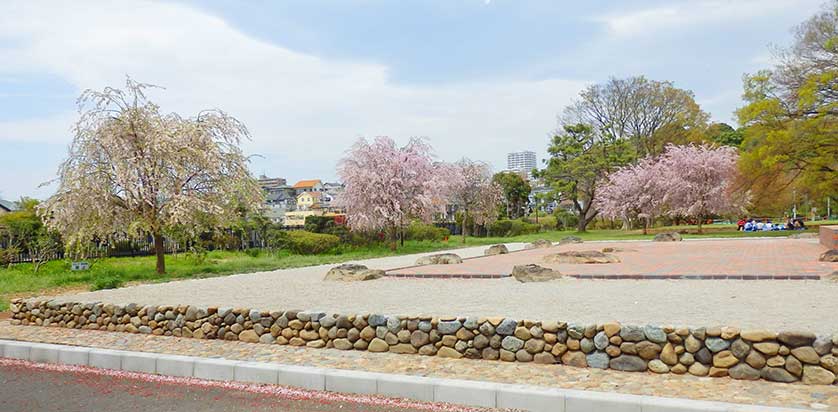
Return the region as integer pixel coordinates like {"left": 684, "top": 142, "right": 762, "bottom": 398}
{"left": 461, "top": 210, "right": 468, "bottom": 244}
{"left": 576, "top": 219, "right": 587, "bottom": 232}
{"left": 154, "top": 232, "right": 166, "bottom": 274}
{"left": 697, "top": 219, "right": 703, "bottom": 235}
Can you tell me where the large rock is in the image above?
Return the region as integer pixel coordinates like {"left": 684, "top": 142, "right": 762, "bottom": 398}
{"left": 601, "top": 247, "right": 636, "bottom": 253}
{"left": 368, "top": 338, "right": 389, "bottom": 352}
{"left": 728, "top": 364, "right": 760, "bottom": 380}
{"left": 496, "top": 319, "right": 518, "bottom": 335}
{"left": 610, "top": 355, "right": 647, "bottom": 372}
{"left": 778, "top": 331, "right": 816, "bottom": 347}
{"left": 740, "top": 329, "right": 777, "bottom": 342}
{"left": 635, "top": 341, "right": 662, "bottom": 360}
{"left": 802, "top": 365, "right": 836, "bottom": 385}
{"left": 501, "top": 336, "right": 525, "bottom": 352}
{"left": 705, "top": 337, "right": 730, "bottom": 353}
{"left": 561, "top": 351, "right": 587, "bottom": 367}
{"left": 653, "top": 232, "right": 682, "bottom": 242}
{"left": 238, "top": 330, "right": 260, "bottom": 343}
{"left": 648, "top": 359, "right": 669, "bottom": 373}
{"left": 819, "top": 250, "right": 838, "bottom": 262}
{"left": 484, "top": 244, "right": 509, "bottom": 256}
{"left": 620, "top": 325, "right": 645, "bottom": 342}
{"left": 415, "top": 253, "right": 463, "bottom": 265}
{"left": 643, "top": 325, "right": 667, "bottom": 343}
{"left": 586, "top": 351, "right": 610, "bottom": 369}
{"left": 324, "top": 264, "right": 385, "bottom": 281}
{"left": 762, "top": 367, "right": 798, "bottom": 383}
{"left": 557, "top": 236, "right": 583, "bottom": 245}
{"left": 543, "top": 250, "right": 620, "bottom": 264}
{"left": 511, "top": 264, "right": 563, "bottom": 282}
{"left": 791, "top": 347, "right": 821, "bottom": 364}
{"left": 525, "top": 239, "right": 553, "bottom": 249}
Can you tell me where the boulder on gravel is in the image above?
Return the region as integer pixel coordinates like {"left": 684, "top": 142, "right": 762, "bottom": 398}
{"left": 323, "top": 264, "right": 385, "bottom": 281}
{"left": 543, "top": 250, "right": 620, "bottom": 264}
{"left": 557, "top": 236, "right": 583, "bottom": 245}
{"left": 484, "top": 244, "right": 509, "bottom": 256}
{"left": 653, "top": 232, "right": 682, "bottom": 242}
{"left": 415, "top": 253, "right": 463, "bottom": 265}
{"left": 819, "top": 250, "right": 838, "bottom": 262}
{"left": 525, "top": 239, "right": 553, "bottom": 249}
{"left": 601, "top": 247, "right": 636, "bottom": 253}
{"left": 511, "top": 264, "right": 563, "bottom": 283}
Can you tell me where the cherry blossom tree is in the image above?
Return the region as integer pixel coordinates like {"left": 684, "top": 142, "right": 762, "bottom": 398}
{"left": 657, "top": 144, "right": 747, "bottom": 233}
{"left": 39, "top": 78, "right": 263, "bottom": 274}
{"left": 595, "top": 157, "right": 667, "bottom": 234}
{"left": 337, "top": 136, "right": 443, "bottom": 248}
{"left": 598, "top": 144, "right": 748, "bottom": 234}
{"left": 446, "top": 159, "right": 502, "bottom": 242}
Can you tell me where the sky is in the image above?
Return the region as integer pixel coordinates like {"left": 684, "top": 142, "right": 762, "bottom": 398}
{"left": 0, "top": 0, "right": 826, "bottom": 200}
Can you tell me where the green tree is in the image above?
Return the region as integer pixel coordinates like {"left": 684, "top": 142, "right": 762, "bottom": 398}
{"left": 736, "top": 3, "right": 838, "bottom": 209}
{"left": 706, "top": 122, "right": 745, "bottom": 147}
{"left": 0, "top": 197, "right": 43, "bottom": 252}
{"left": 537, "top": 124, "right": 634, "bottom": 232}
{"left": 492, "top": 171, "right": 532, "bottom": 219}
{"left": 564, "top": 76, "right": 709, "bottom": 158}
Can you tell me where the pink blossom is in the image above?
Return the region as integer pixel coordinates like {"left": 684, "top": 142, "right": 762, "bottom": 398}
{"left": 337, "top": 137, "right": 444, "bottom": 236}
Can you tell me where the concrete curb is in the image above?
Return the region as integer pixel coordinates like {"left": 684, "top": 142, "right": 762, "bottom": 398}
{"left": 0, "top": 339, "right": 813, "bottom": 412}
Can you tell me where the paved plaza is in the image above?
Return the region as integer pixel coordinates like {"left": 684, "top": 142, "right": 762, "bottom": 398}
{"left": 0, "top": 321, "right": 834, "bottom": 410}
{"left": 389, "top": 238, "right": 835, "bottom": 279}
{"left": 40, "top": 237, "right": 838, "bottom": 333}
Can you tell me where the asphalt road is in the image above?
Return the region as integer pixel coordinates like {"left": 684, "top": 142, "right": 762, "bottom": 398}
{"left": 0, "top": 360, "right": 492, "bottom": 412}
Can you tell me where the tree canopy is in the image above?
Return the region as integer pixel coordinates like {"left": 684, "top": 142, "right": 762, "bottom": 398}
{"left": 737, "top": 2, "right": 838, "bottom": 209}
{"left": 447, "top": 159, "right": 502, "bottom": 241}
{"left": 337, "top": 136, "right": 446, "bottom": 247}
{"left": 537, "top": 123, "right": 634, "bottom": 231}
{"left": 39, "top": 78, "right": 262, "bottom": 274}
{"left": 564, "top": 76, "right": 709, "bottom": 158}
{"left": 492, "top": 171, "right": 531, "bottom": 219}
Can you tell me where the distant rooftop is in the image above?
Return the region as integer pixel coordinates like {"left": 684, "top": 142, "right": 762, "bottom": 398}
{"left": 292, "top": 179, "right": 322, "bottom": 189}
{"left": 0, "top": 199, "right": 19, "bottom": 212}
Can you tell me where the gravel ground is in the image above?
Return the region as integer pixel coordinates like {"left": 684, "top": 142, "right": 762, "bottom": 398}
{"left": 49, "top": 240, "right": 838, "bottom": 334}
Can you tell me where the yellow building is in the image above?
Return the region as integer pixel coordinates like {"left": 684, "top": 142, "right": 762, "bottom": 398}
{"left": 296, "top": 191, "right": 322, "bottom": 211}
{"left": 283, "top": 210, "right": 322, "bottom": 227}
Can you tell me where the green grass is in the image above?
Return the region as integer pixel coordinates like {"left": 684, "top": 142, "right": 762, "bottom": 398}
{"left": 1, "top": 221, "right": 831, "bottom": 311}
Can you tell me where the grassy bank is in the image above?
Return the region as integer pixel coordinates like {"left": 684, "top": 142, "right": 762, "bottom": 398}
{"left": 0, "top": 222, "right": 830, "bottom": 311}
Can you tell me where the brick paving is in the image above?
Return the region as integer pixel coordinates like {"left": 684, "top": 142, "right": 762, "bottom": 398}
{"left": 388, "top": 238, "right": 837, "bottom": 279}
{"left": 0, "top": 321, "right": 835, "bottom": 411}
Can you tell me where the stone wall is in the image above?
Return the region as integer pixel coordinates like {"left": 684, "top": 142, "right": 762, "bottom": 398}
{"left": 9, "top": 298, "right": 838, "bottom": 386}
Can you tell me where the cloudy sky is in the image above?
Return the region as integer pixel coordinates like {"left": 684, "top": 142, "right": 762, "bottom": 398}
{"left": 0, "top": 0, "right": 824, "bottom": 199}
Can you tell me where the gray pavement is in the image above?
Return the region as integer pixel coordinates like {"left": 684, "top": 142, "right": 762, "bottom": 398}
{"left": 0, "top": 361, "right": 494, "bottom": 412}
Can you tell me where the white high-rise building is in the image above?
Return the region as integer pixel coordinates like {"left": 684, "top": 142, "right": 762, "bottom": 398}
{"left": 506, "top": 150, "right": 537, "bottom": 179}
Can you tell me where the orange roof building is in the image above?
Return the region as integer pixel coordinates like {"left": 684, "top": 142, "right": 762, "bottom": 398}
{"left": 292, "top": 179, "right": 323, "bottom": 190}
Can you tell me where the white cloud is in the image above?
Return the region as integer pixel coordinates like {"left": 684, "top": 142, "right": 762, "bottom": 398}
{"left": 0, "top": 1, "right": 585, "bottom": 184}
{"left": 596, "top": 0, "right": 821, "bottom": 38}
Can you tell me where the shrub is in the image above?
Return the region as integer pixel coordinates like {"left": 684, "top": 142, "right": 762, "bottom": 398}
{"left": 90, "top": 276, "right": 124, "bottom": 291}
{"left": 488, "top": 219, "right": 540, "bottom": 237}
{"left": 264, "top": 228, "right": 290, "bottom": 250}
{"left": 286, "top": 231, "right": 340, "bottom": 254}
{"left": 554, "top": 209, "right": 579, "bottom": 230}
{"left": 405, "top": 222, "right": 449, "bottom": 242}
{"left": 244, "top": 248, "right": 262, "bottom": 257}
{"left": 304, "top": 215, "right": 334, "bottom": 233}
{"left": 0, "top": 246, "right": 20, "bottom": 267}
